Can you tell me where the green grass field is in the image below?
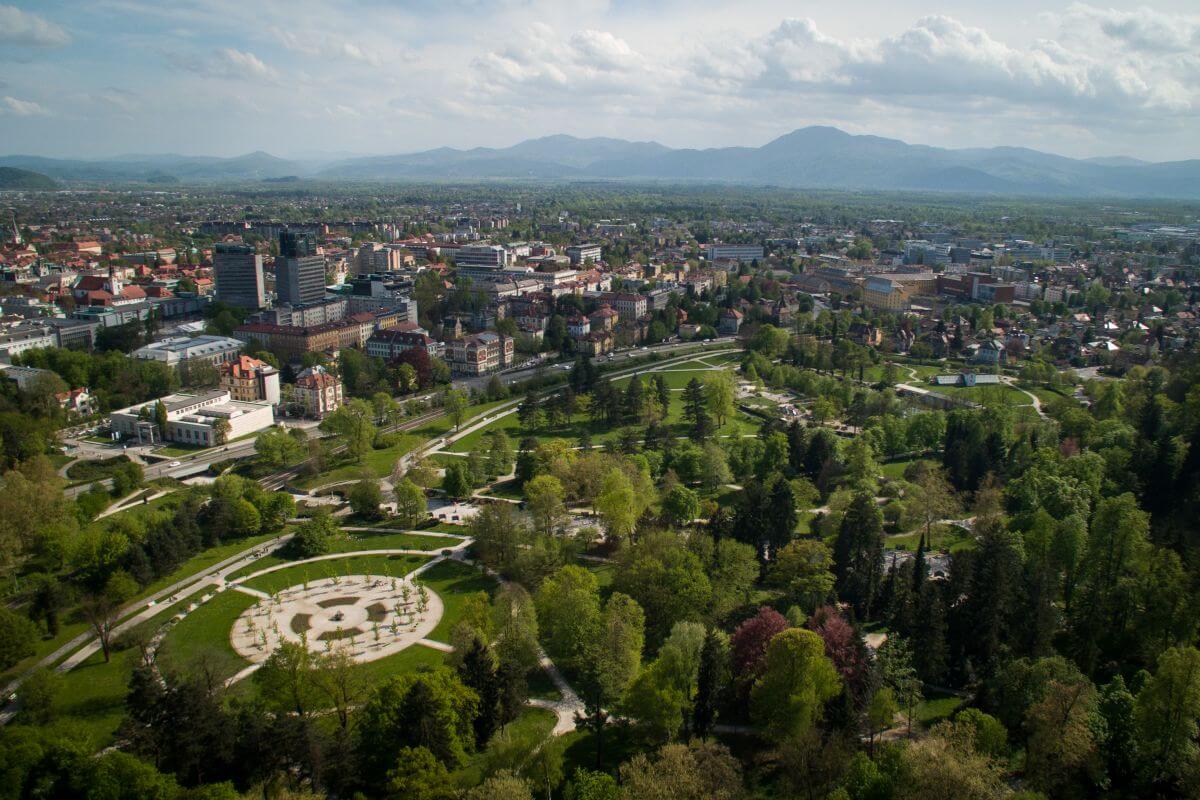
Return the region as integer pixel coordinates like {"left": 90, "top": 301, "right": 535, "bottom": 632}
{"left": 238, "top": 553, "right": 433, "bottom": 595}
{"left": 419, "top": 559, "right": 497, "bottom": 644}
{"left": 156, "top": 587, "right": 259, "bottom": 683}
{"left": 886, "top": 522, "right": 975, "bottom": 553}
{"left": 224, "top": 532, "right": 454, "bottom": 579}
{"left": 294, "top": 434, "right": 424, "bottom": 490}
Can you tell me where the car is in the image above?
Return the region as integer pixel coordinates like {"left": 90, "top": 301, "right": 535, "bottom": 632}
{"left": 169, "top": 461, "right": 181, "bottom": 467}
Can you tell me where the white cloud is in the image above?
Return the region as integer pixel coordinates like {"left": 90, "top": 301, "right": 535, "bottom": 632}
{"left": 0, "top": 5, "right": 70, "bottom": 47}
{"left": 1058, "top": 3, "right": 1200, "bottom": 52}
{"left": 2, "top": 95, "right": 48, "bottom": 116}
{"left": 683, "top": 13, "right": 1199, "bottom": 119}
{"left": 168, "top": 47, "right": 279, "bottom": 82}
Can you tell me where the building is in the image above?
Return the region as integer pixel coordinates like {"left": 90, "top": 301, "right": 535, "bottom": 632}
{"left": 355, "top": 243, "right": 404, "bottom": 276}
{"left": 566, "top": 243, "right": 602, "bottom": 265}
{"left": 275, "top": 230, "right": 326, "bottom": 306}
{"left": 447, "top": 332, "right": 513, "bottom": 376}
{"left": 233, "top": 318, "right": 368, "bottom": 359}
{"left": 904, "top": 240, "right": 952, "bottom": 266}
{"left": 566, "top": 315, "right": 591, "bottom": 338}
{"left": 705, "top": 244, "right": 763, "bottom": 263}
{"left": 863, "top": 276, "right": 910, "bottom": 311}
{"left": 937, "top": 272, "right": 1015, "bottom": 304}
{"left": 109, "top": 390, "right": 274, "bottom": 446}
{"left": 294, "top": 365, "right": 343, "bottom": 419}
{"left": 131, "top": 335, "right": 243, "bottom": 368}
{"left": 588, "top": 306, "right": 619, "bottom": 332}
{"left": 0, "top": 323, "right": 58, "bottom": 359}
{"left": 366, "top": 328, "right": 439, "bottom": 360}
{"left": 718, "top": 308, "right": 743, "bottom": 335}
{"left": 255, "top": 297, "right": 348, "bottom": 328}
{"left": 219, "top": 355, "right": 280, "bottom": 405}
{"left": 213, "top": 243, "right": 266, "bottom": 310}
{"left": 603, "top": 293, "right": 647, "bottom": 321}
{"left": 452, "top": 244, "right": 510, "bottom": 277}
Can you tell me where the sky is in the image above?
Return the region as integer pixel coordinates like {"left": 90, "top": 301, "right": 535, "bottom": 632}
{"left": 0, "top": 0, "right": 1198, "bottom": 161}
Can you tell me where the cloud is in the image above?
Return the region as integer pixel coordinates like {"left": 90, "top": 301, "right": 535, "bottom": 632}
{"left": 470, "top": 23, "right": 656, "bottom": 103}
{"left": 0, "top": 5, "right": 70, "bottom": 47}
{"left": 168, "top": 47, "right": 279, "bottom": 82}
{"left": 1058, "top": 3, "right": 1200, "bottom": 52}
{"left": 2, "top": 95, "right": 48, "bottom": 116}
{"left": 683, "top": 13, "right": 1200, "bottom": 119}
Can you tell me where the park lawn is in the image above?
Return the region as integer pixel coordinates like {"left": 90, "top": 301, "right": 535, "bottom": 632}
{"left": 451, "top": 706, "right": 558, "bottom": 789}
{"left": 51, "top": 647, "right": 143, "bottom": 747}
{"left": 934, "top": 382, "right": 1032, "bottom": 407}
{"left": 52, "top": 603, "right": 190, "bottom": 747}
{"left": 134, "top": 532, "right": 281, "bottom": 598}
{"left": 879, "top": 458, "right": 938, "bottom": 481}
{"left": 343, "top": 642, "right": 449, "bottom": 688}
{"left": 2, "top": 525, "right": 257, "bottom": 682}
{"left": 421, "top": 520, "right": 471, "bottom": 534}
{"left": 1023, "top": 384, "right": 1076, "bottom": 406}
{"left": 481, "top": 478, "right": 523, "bottom": 500}
{"left": 224, "top": 534, "right": 448, "bottom": 580}
{"left": 697, "top": 350, "right": 744, "bottom": 366}
{"left": 239, "top": 554, "right": 432, "bottom": 595}
{"left": 886, "top": 522, "right": 975, "bottom": 553}
{"left": 582, "top": 561, "right": 617, "bottom": 597}
{"left": 295, "top": 434, "right": 424, "bottom": 490}
{"left": 66, "top": 455, "right": 133, "bottom": 483}
{"left": 0, "top": 618, "right": 91, "bottom": 685}
{"left": 156, "top": 588, "right": 260, "bottom": 684}
{"left": 420, "top": 560, "right": 497, "bottom": 644}
{"left": 612, "top": 366, "right": 730, "bottom": 390}
{"left": 913, "top": 691, "right": 965, "bottom": 728}
{"left": 409, "top": 399, "right": 515, "bottom": 441}
{"left": 445, "top": 384, "right": 763, "bottom": 455}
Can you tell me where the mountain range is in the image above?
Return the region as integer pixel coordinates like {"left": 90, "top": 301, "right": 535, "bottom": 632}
{"left": 4, "top": 127, "right": 1200, "bottom": 199}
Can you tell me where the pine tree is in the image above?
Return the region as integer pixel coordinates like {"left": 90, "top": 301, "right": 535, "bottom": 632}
{"left": 914, "top": 582, "right": 948, "bottom": 685}
{"left": 912, "top": 532, "right": 927, "bottom": 593}
{"left": 623, "top": 375, "right": 644, "bottom": 423}
{"left": 765, "top": 476, "right": 798, "bottom": 559}
{"left": 682, "top": 378, "right": 706, "bottom": 426}
{"left": 457, "top": 638, "right": 502, "bottom": 747}
{"left": 832, "top": 491, "right": 885, "bottom": 619}
{"left": 654, "top": 373, "right": 671, "bottom": 417}
{"left": 692, "top": 627, "right": 726, "bottom": 739}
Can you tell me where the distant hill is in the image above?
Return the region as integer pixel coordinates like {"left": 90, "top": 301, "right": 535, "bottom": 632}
{"left": 0, "top": 166, "right": 56, "bottom": 190}
{"left": 314, "top": 128, "right": 1200, "bottom": 199}
{"left": 0, "top": 151, "right": 303, "bottom": 183}
{"left": 4, "top": 129, "right": 1199, "bottom": 199}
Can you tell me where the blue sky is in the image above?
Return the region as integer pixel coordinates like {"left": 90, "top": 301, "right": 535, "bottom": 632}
{"left": 1, "top": 0, "right": 1198, "bottom": 161}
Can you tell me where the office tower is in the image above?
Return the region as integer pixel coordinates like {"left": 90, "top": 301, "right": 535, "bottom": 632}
{"left": 213, "top": 243, "right": 265, "bottom": 309}
{"left": 275, "top": 229, "right": 326, "bottom": 306}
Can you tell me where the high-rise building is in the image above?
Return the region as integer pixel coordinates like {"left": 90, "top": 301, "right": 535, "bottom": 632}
{"left": 275, "top": 230, "right": 326, "bottom": 306}
{"left": 213, "top": 243, "right": 265, "bottom": 309}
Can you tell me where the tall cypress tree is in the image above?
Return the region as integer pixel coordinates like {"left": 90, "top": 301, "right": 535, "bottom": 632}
{"left": 654, "top": 373, "right": 671, "bottom": 417}
{"left": 457, "top": 638, "right": 502, "bottom": 747}
{"left": 833, "top": 491, "right": 885, "bottom": 619}
{"left": 765, "top": 475, "right": 798, "bottom": 559}
{"left": 692, "top": 627, "right": 726, "bottom": 739}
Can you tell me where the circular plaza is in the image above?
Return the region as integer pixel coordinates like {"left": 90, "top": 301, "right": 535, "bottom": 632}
{"left": 230, "top": 574, "right": 444, "bottom": 664}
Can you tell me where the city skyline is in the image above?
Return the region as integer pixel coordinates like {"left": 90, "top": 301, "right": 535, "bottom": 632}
{"left": 1, "top": 0, "right": 1198, "bottom": 161}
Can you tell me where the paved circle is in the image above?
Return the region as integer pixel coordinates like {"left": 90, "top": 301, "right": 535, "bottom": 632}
{"left": 230, "top": 574, "right": 444, "bottom": 664}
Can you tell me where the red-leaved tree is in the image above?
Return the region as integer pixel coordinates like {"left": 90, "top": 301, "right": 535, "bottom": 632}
{"left": 730, "top": 606, "right": 790, "bottom": 685}
{"left": 807, "top": 605, "right": 870, "bottom": 698}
